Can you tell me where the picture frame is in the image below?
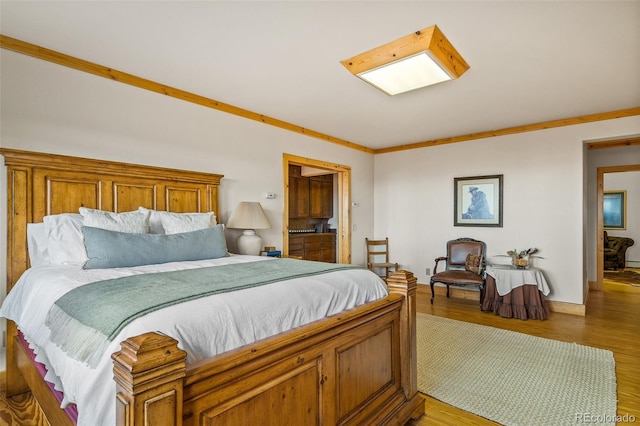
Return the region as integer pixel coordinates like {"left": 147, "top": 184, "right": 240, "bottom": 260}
{"left": 454, "top": 174, "right": 503, "bottom": 227}
{"left": 603, "top": 190, "right": 626, "bottom": 230}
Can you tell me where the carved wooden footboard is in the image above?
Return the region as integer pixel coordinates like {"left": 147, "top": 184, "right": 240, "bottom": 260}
{"left": 2, "top": 149, "right": 425, "bottom": 425}
{"left": 112, "top": 271, "right": 424, "bottom": 425}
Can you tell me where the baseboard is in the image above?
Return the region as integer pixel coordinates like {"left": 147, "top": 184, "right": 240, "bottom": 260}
{"left": 425, "top": 283, "right": 586, "bottom": 316}
{"left": 589, "top": 280, "right": 602, "bottom": 291}
{"left": 545, "top": 299, "right": 585, "bottom": 316}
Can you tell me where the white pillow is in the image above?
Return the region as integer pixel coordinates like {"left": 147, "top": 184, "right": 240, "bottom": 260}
{"left": 138, "top": 207, "right": 217, "bottom": 234}
{"left": 79, "top": 207, "right": 150, "bottom": 233}
{"left": 139, "top": 207, "right": 166, "bottom": 234}
{"left": 27, "top": 222, "right": 50, "bottom": 267}
{"left": 43, "top": 213, "right": 87, "bottom": 265}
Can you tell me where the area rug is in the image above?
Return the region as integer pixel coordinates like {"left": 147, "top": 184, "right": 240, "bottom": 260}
{"left": 416, "top": 314, "right": 617, "bottom": 426}
{"left": 604, "top": 269, "right": 640, "bottom": 286}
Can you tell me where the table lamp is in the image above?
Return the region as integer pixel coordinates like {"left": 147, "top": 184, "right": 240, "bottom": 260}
{"left": 226, "top": 202, "right": 271, "bottom": 255}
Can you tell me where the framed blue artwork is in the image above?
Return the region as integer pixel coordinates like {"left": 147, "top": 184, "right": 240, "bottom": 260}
{"left": 603, "top": 190, "right": 626, "bottom": 229}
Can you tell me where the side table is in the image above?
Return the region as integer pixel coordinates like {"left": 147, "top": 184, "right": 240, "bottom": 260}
{"left": 482, "top": 265, "right": 550, "bottom": 320}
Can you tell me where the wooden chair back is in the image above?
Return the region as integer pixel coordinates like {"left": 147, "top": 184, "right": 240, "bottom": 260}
{"left": 366, "top": 237, "right": 399, "bottom": 280}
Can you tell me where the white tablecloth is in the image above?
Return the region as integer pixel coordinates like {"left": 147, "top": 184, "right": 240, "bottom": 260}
{"left": 486, "top": 265, "right": 551, "bottom": 296}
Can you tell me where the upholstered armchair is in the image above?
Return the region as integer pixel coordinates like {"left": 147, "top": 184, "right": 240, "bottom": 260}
{"left": 430, "top": 238, "right": 486, "bottom": 305}
{"left": 604, "top": 231, "right": 635, "bottom": 270}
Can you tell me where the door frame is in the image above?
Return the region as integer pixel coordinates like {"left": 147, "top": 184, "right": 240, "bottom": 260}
{"left": 283, "top": 154, "right": 352, "bottom": 263}
{"left": 595, "top": 163, "right": 640, "bottom": 289}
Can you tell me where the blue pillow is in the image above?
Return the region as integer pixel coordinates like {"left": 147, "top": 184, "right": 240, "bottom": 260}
{"left": 82, "top": 225, "right": 229, "bottom": 269}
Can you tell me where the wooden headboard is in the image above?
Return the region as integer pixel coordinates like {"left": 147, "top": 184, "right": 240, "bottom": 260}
{"left": 1, "top": 148, "right": 224, "bottom": 292}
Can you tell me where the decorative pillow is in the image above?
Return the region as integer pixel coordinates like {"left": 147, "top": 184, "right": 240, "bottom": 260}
{"left": 27, "top": 222, "right": 50, "bottom": 267}
{"left": 82, "top": 224, "right": 228, "bottom": 269}
{"left": 465, "top": 253, "right": 483, "bottom": 275}
{"left": 139, "top": 207, "right": 217, "bottom": 234}
{"left": 79, "top": 207, "right": 149, "bottom": 233}
{"left": 43, "top": 213, "right": 87, "bottom": 265}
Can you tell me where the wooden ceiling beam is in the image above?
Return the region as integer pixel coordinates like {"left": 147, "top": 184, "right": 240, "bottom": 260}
{"left": 587, "top": 136, "right": 640, "bottom": 150}
{"left": 0, "top": 34, "right": 374, "bottom": 155}
{"left": 2, "top": 34, "right": 638, "bottom": 155}
{"left": 374, "top": 108, "right": 640, "bottom": 154}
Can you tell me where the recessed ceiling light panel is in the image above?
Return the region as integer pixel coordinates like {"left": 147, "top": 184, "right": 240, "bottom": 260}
{"left": 341, "top": 25, "right": 469, "bottom": 95}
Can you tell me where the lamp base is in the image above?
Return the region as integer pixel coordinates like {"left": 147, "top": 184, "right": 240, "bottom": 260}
{"left": 236, "top": 229, "right": 262, "bottom": 256}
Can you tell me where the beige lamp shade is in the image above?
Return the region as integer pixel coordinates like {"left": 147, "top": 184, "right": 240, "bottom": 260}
{"left": 226, "top": 202, "right": 271, "bottom": 256}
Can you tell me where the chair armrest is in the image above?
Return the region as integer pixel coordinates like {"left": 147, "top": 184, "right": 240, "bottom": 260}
{"left": 433, "top": 256, "right": 447, "bottom": 274}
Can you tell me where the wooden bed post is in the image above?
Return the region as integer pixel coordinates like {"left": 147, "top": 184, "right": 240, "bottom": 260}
{"left": 112, "top": 332, "right": 187, "bottom": 426}
{"left": 4, "top": 161, "right": 32, "bottom": 396}
{"left": 386, "top": 270, "right": 425, "bottom": 420}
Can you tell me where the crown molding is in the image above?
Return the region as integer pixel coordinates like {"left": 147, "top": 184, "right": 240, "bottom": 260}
{"left": 2, "top": 34, "right": 638, "bottom": 156}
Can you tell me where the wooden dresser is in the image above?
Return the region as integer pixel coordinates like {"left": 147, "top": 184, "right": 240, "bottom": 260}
{"left": 289, "top": 233, "right": 336, "bottom": 263}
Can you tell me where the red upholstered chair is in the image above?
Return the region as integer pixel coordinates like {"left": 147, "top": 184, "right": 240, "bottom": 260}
{"left": 430, "top": 238, "right": 486, "bottom": 306}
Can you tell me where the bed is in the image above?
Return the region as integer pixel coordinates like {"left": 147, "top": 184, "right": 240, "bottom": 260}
{"left": 1, "top": 148, "right": 424, "bottom": 426}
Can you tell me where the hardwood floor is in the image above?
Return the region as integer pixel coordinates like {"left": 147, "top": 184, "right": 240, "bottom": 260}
{"left": 1, "top": 279, "right": 638, "bottom": 425}
{"left": 0, "top": 377, "right": 48, "bottom": 425}
{"left": 410, "top": 278, "right": 640, "bottom": 425}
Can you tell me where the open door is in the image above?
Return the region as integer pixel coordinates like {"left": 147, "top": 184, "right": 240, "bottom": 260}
{"left": 283, "top": 154, "right": 352, "bottom": 264}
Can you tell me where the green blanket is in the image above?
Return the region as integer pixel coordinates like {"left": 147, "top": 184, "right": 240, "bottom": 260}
{"left": 45, "top": 258, "right": 361, "bottom": 367}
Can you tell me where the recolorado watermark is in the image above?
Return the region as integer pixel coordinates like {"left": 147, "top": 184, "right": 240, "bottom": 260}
{"left": 576, "top": 413, "right": 636, "bottom": 423}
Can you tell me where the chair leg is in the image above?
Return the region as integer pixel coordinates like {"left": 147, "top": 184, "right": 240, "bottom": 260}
{"left": 446, "top": 284, "right": 450, "bottom": 299}
{"left": 430, "top": 280, "right": 435, "bottom": 304}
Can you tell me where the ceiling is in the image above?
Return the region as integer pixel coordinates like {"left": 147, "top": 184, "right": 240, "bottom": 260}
{"left": 1, "top": 1, "right": 639, "bottom": 151}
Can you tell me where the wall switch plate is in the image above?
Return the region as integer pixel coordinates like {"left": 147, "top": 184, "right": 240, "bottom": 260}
{"left": 265, "top": 192, "right": 276, "bottom": 199}
{"left": 425, "top": 267, "right": 430, "bottom": 275}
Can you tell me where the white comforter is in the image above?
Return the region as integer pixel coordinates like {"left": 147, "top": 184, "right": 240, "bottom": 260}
{"left": 0, "top": 255, "right": 388, "bottom": 426}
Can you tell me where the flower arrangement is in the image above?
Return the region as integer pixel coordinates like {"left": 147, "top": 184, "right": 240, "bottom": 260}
{"left": 507, "top": 248, "right": 539, "bottom": 268}
{"left": 508, "top": 248, "right": 538, "bottom": 259}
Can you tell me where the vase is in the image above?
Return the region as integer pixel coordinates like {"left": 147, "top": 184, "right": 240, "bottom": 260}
{"left": 513, "top": 257, "right": 528, "bottom": 269}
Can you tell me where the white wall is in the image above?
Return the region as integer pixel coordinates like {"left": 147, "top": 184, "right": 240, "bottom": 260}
{"left": 373, "top": 118, "right": 640, "bottom": 305}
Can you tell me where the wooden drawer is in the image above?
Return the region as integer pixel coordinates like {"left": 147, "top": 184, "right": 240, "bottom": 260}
{"left": 305, "top": 242, "right": 322, "bottom": 251}
{"left": 305, "top": 250, "right": 322, "bottom": 261}
{"left": 289, "top": 233, "right": 336, "bottom": 263}
{"left": 289, "top": 250, "right": 304, "bottom": 258}
{"left": 289, "top": 242, "right": 304, "bottom": 252}
{"left": 289, "top": 235, "right": 304, "bottom": 248}
{"left": 320, "top": 249, "right": 335, "bottom": 263}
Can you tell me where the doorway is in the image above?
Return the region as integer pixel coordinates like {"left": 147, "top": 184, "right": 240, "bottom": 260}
{"left": 596, "top": 163, "right": 640, "bottom": 290}
{"left": 282, "top": 154, "right": 352, "bottom": 263}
